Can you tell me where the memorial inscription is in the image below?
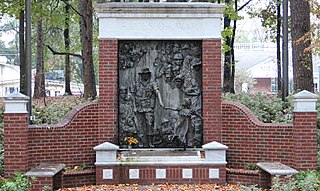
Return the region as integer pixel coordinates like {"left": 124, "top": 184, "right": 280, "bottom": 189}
{"left": 118, "top": 40, "right": 203, "bottom": 148}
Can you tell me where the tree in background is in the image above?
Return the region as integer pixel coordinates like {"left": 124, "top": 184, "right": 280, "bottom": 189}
{"left": 0, "top": 0, "right": 27, "bottom": 94}
{"left": 222, "top": 0, "right": 254, "bottom": 93}
{"left": 33, "top": 0, "right": 46, "bottom": 98}
{"left": 79, "top": 0, "right": 97, "bottom": 99}
{"left": 64, "top": 0, "right": 72, "bottom": 95}
{"left": 247, "top": 0, "right": 282, "bottom": 96}
{"left": 291, "top": 0, "right": 313, "bottom": 92}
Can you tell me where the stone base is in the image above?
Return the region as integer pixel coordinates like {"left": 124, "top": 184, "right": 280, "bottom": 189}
{"left": 95, "top": 149, "right": 226, "bottom": 185}
{"left": 96, "top": 164, "right": 226, "bottom": 185}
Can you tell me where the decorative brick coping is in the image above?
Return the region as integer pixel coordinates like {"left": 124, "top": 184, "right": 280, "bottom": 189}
{"left": 63, "top": 169, "right": 95, "bottom": 176}
{"left": 226, "top": 168, "right": 259, "bottom": 175}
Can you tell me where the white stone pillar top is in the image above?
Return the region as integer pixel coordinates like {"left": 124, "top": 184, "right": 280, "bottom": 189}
{"left": 4, "top": 92, "right": 29, "bottom": 114}
{"left": 94, "top": 2, "right": 226, "bottom": 40}
{"left": 95, "top": 2, "right": 226, "bottom": 18}
{"left": 202, "top": 141, "right": 227, "bottom": 163}
{"left": 94, "top": 142, "right": 119, "bottom": 151}
{"left": 94, "top": 142, "right": 119, "bottom": 164}
{"left": 203, "top": 141, "right": 228, "bottom": 150}
{"left": 293, "top": 90, "right": 318, "bottom": 112}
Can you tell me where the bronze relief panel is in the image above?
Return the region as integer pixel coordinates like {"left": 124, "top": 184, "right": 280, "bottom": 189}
{"left": 118, "top": 40, "right": 202, "bottom": 148}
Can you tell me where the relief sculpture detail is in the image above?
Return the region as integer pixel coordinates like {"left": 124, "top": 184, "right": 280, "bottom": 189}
{"left": 118, "top": 40, "right": 202, "bottom": 148}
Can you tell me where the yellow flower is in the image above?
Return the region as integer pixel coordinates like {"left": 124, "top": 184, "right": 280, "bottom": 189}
{"left": 124, "top": 137, "right": 138, "bottom": 145}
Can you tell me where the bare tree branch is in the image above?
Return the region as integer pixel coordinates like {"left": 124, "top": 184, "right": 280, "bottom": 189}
{"left": 45, "top": 44, "right": 82, "bottom": 58}
{"left": 238, "top": 0, "right": 254, "bottom": 11}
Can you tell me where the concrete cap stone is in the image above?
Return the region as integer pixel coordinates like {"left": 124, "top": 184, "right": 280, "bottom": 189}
{"left": 94, "top": 142, "right": 119, "bottom": 151}
{"left": 257, "top": 162, "right": 298, "bottom": 175}
{"left": 5, "top": 92, "right": 29, "bottom": 100}
{"left": 292, "top": 90, "right": 318, "bottom": 100}
{"left": 26, "top": 164, "right": 65, "bottom": 177}
{"left": 202, "top": 141, "right": 228, "bottom": 150}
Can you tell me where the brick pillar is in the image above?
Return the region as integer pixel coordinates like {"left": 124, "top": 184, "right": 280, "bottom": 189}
{"left": 98, "top": 39, "right": 118, "bottom": 144}
{"left": 292, "top": 90, "right": 318, "bottom": 170}
{"left": 4, "top": 92, "right": 29, "bottom": 177}
{"left": 202, "top": 39, "right": 222, "bottom": 143}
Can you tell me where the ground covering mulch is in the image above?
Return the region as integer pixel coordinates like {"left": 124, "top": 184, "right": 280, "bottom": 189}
{"left": 59, "top": 184, "right": 243, "bottom": 191}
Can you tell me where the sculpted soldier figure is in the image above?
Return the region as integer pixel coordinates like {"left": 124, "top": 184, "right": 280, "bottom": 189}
{"left": 119, "top": 86, "right": 138, "bottom": 145}
{"left": 131, "top": 68, "right": 164, "bottom": 147}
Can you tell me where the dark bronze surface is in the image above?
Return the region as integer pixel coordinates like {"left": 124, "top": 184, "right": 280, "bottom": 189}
{"left": 118, "top": 40, "right": 202, "bottom": 148}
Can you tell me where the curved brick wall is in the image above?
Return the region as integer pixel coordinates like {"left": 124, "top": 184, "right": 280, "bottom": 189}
{"left": 221, "top": 101, "right": 295, "bottom": 169}
{"left": 28, "top": 101, "right": 100, "bottom": 169}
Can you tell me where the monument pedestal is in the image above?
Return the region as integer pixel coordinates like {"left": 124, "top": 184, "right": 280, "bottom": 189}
{"left": 95, "top": 142, "right": 227, "bottom": 185}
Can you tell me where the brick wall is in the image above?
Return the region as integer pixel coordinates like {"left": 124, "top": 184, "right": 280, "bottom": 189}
{"left": 62, "top": 170, "right": 95, "bottom": 188}
{"left": 226, "top": 169, "right": 259, "bottom": 186}
{"left": 98, "top": 39, "right": 118, "bottom": 144}
{"left": 29, "top": 177, "right": 52, "bottom": 191}
{"left": 202, "top": 39, "right": 222, "bottom": 143}
{"left": 293, "top": 112, "right": 318, "bottom": 170}
{"left": 28, "top": 101, "right": 100, "bottom": 169}
{"left": 251, "top": 78, "right": 272, "bottom": 94}
{"left": 222, "top": 101, "right": 295, "bottom": 169}
{"left": 4, "top": 113, "right": 29, "bottom": 177}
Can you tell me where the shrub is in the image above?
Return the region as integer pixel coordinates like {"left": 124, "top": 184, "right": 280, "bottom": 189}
{"left": 270, "top": 175, "right": 297, "bottom": 191}
{"left": 296, "top": 170, "right": 319, "bottom": 191}
{"left": 32, "top": 96, "right": 88, "bottom": 125}
{"left": 0, "top": 173, "right": 32, "bottom": 191}
{"left": 223, "top": 92, "right": 293, "bottom": 123}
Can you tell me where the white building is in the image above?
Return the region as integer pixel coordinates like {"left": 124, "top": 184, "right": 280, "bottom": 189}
{"left": 0, "top": 62, "right": 20, "bottom": 96}
{"left": 0, "top": 62, "right": 89, "bottom": 97}
{"left": 235, "top": 43, "right": 319, "bottom": 93}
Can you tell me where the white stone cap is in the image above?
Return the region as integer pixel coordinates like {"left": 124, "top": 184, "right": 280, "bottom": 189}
{"left": 293, "top": 90, "right": 318, "bottom": 99}
{"left": 94, "top": 2, "right": 226, "bottom": 40}
{"left": 94, "top": 2, "right": 226, "bottom": 18}
{"left": 95, "top": 160, "right": 227, "bottom": 166}
{"left": 293, "top": 90, "right": 318, "bottom": 112}
{"left": 202, "top": 141, "right": 228, "bottom": 150}
{"left": 5, "top": 91, "right": 29, "bottom": 100}
{"left": 257, "top": 162, "right": 298, "bottom": 175}
{"left": 94, "top": 142, "right": 119, "bottom": 151}
{"left": 26, "top": 164, "right": 65, "bottom": 177}
{"left": 4, "top": 92, "right": 29, "bottom": 114}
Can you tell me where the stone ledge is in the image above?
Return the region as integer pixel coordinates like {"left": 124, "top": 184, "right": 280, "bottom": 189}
{"left": 257, "top": 162, "right": 298, "bottom": 175}
{"left": 95, "top": 161, "right": 227, "bottom": 166}
{"left": 26, "top": 164, "right": 65, "bottom": 177}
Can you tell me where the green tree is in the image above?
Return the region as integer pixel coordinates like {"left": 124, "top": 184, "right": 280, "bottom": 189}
{"left": 222, "top": 0, "right": 254, "bottom": 93}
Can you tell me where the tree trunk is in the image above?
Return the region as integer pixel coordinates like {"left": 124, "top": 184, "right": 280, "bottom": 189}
{"left": 79, "top": 0, "right": 97, "bottom": 99}
{"left": 276, "top": 0, "right": 282, "bottom": 96}
{"left": 290, "top": 0, "right": 313, "bottom": 92}
{"left": 33, "top": 15, "right": 45, "bottom": 98}
{"left": 223, "top": 0, "right": 235, "bottom": 93}
{"left": 64, "top": 0, "right": 72, "bottom": 95}
{"left": 19, "top": 7, "right": 27, "bottom": 94}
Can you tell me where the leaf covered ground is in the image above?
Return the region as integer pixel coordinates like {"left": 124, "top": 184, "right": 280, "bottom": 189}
{"left": 59, "top": 184, "right": 242, "bottom": 191}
